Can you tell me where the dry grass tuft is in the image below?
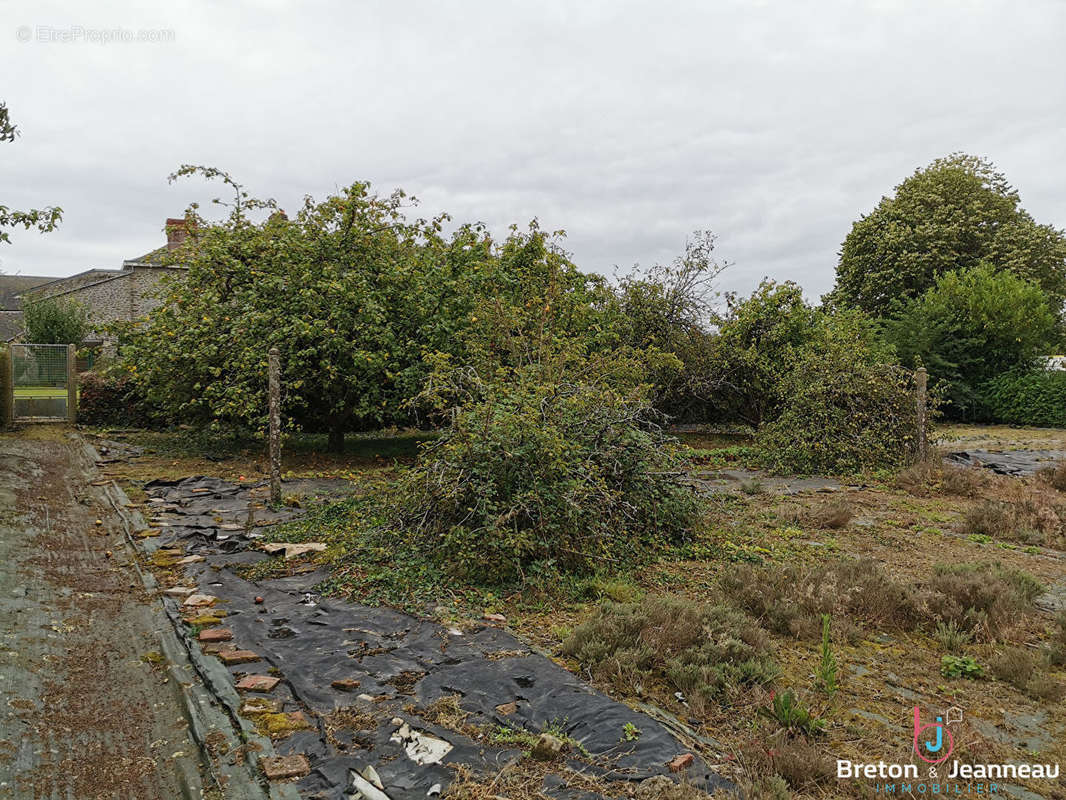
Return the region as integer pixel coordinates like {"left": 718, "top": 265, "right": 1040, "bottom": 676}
{"left": 787, "top": 497, "right": 854, "bottom": 529}
{"left": 720, "top": 559, "right": 920, "bottom": 639}
{"left": 562, "top": 596, "right": 777, "bottom": 714}
{"left": 1037, "top": 461, "right": 1066, "bottom": 492}
{"left": 895, "top": 459, "right": 988, "bottom": 497}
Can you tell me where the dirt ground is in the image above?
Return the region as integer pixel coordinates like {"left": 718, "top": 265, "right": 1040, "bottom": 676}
{"left": 92, "top": 424, "right": 1066, "bottom": 799}
{"left": 0, "top": 427, "right": 210, "bottom": 800}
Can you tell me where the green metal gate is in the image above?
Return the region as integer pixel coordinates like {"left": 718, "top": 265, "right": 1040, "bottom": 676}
{"left": 9, "top": 343, "right": 76, "bottom": 422}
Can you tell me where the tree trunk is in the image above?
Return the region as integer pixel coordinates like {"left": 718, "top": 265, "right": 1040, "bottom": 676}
{"left": 328, "top": 425, "right": 345, "bottom": 453}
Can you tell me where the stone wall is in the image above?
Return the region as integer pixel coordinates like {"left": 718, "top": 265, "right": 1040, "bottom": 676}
{"left": 32, "top": 266, "right": 182, "bottom": 342}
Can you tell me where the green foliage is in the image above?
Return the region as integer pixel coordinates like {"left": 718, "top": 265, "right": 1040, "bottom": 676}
{"left": 884, "top": 264, "right": 1058, "bottom": 417}
{"left": 613, "top": 231, "right": 723, "bottom": 422}
{"left": 620, "top": 722, "right": 642, "bottom": 742}
{"left": 756, "top": 310, "right": 921, "bottom": 474}
{"left": 562, "top": 596, "right": 778, "bottom": 713}
{"left": 0, "top": 103, "right": 62, "bottom": 246}
{"left": 981, "top": 369, "right": 1066, "bottom": 427}
{"left": 758, "top": 690, "right": 826, "bottom": 736}
{"left": 829, "top": 153, "right": 1066, "bottom": 316}
{"left": 707, "top": 280, "right": 818, "bottom": 426}
{"left": 21, "top": 296, "right": 88, "bottom": 344}
{"left": 395, "top": 346, "right": 695, "bottom": 584}
{"left": 77, "top": 370, "right": 161, "bottom": 428}
{"left": 815, "top": 615, "right": 839, "bottom": 696}
{"left": 941, "top": 654, "right": 983, "bottom": 679}
{"left": 933, "top": 620, "right": 973, "bottom": 653}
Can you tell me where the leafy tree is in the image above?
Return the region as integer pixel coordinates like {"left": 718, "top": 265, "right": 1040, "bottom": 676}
{"left": 613, "top": 230, "right": 725, "bottom": 421}
{"left": 21, "top": 295, "right": 88, "bottom": 344}
{"left": 120, "top": 167, "right": 458, "bottom": 449}
{"left": 0, "top": 103, "right": 62, "bottom": 245}
{"left": 828, "top": 154, "right": 1066, "bottom": 316}
{"left": 883, "top": 264, "right": 1058, "bottom": 417}
{"left": 707, "top": 280, "right": 818, "bottom": 426}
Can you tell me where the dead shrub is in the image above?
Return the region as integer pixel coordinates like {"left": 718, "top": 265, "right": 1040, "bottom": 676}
{"left": 961, "top": 490, "right": 1064, "bottom": 547}
{"left": 787, "top": 498, "right": 854, "bottom": 530}
{"left": 962, "top": 501, "right": 1017, "bottom": 538}
{"left": 720, "top": 559, "right": 920, "bottom": 639}
{"left": 1047, "top": 612, "right": 1066, "bottom": 667}
{"left": 1037, "top": 461, "right": 1066, "bottom": 492}
{"left": 562, "top": 596, "right": 777, "bottom": 713}
{"left": 989, "top": 647, "right": 1038, "bottom": 689}
{"left": 895, "top": 460, "right": 987, "bottom": 497}
{"left": 927, "top": 563, "right": 1043, "bottom": 640}
{"left": 746, "top": 735, "right": 835, "bottom": 792}
{"left": 1024, "top": 675, "right": 1066, "bottom": 702}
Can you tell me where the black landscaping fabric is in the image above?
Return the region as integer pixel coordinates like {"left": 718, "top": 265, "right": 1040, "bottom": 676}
{"left": 945, "top": 449, "right": 1066, "bottom": 476}
{"left": 142, "top": 476, "right": 733, "bottom": 799}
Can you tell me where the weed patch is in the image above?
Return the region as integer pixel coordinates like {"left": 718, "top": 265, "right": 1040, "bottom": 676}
{"left": 562, "top": 596, "right": 777, "bottom": 713}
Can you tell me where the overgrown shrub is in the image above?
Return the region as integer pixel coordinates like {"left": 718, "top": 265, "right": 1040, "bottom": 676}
{"left": 393, "top": 354, "right": 697, "bottom": 584}
{"left": 78, "top": 370, "right": 162, "bottom": 428}
{"left": 562, "top": 596, "right": 777, "bottom": 712}
{"left": 980, "top": 369, "right": 1066, "bottom": 427}
{"left": 756, "top": 312, "right": 923, "bottom": 474}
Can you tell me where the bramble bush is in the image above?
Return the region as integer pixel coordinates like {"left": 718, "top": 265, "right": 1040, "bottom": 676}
{"left": 392, "top": 347, "right": 698, "bottom": 584}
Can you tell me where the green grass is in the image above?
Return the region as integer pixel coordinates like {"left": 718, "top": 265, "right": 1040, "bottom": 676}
{"left": 14, "top": 386, "right": 69, "bottom": 398}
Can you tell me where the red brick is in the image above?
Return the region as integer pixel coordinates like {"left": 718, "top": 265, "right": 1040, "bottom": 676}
{"left": 235, "top": 675, "right": 280, "bottom": 693}
{"left": 668, "top": 753, "right": 695, "bottom": 772}
{"left": 198, "top": 628, "right": 234, "bottom": 643}
{"left": 330, "top": 678, "right": 361, "bottom": 691}
{"left": 261, "top": 754, "right": 310, "bottom": 780}
{"left": 219, "top": 649, "right": 260, "bottom": 665}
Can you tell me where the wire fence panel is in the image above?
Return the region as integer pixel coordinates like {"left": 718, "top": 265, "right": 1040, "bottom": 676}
{"left": 11, "top": 343, "right": 69, "bottom": 419}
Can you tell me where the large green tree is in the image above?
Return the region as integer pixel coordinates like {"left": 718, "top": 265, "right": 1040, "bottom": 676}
{"left": 883, "top": 263, "right": 1058, "bottom": 417}
{"left": 827, "top": 154, "right": 1066, "bottom": 316}
{"left": 119, "top": 168, "right": 626, "bottom": 449}
{"left": 0, "top": 103, "right": 62, "bottom": 246}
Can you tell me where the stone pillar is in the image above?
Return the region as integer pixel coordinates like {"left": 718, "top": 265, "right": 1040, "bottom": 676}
{"left": 0, "top": 346, "right": 12, "bottom": 428}
{"left": 67, "top": 344, "right": 78, "bottom": 424}
{"left": 915, "top": 367, "right": 928, "bottom": 462}
{"left": 268, "top": 347, "right": 282, "bottom": 506}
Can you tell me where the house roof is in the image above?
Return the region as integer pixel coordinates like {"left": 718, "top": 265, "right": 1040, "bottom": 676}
{"left": 124, "top": 245, "right": 178, "bottom": 268}
{"left": 0, "top": 310, "right": 24, "bottom": 342}
{"left": 0, "top": 275, "right": 53, "bottom": 310}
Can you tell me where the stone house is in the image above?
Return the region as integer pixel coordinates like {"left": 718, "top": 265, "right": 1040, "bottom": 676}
{"left": 0, "top": 218, "right": 189, "bottom": 344}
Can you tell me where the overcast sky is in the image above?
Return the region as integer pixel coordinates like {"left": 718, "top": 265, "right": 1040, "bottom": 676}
{"left": 2, "top": 0, "right": 1064, "bottom": 299}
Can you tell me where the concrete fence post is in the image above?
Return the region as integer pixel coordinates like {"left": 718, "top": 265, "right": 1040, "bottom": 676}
{"left": 915, "top": 367, "right": 928, "bottom": 462}
{"left": 268, "top": 347, "right": 282, "bottom": 506}
{"left": 67, "top": 344, "right": 78, "bottom": 424}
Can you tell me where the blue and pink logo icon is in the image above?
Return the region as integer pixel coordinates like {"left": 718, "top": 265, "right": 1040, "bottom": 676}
{"left": 912, "top": 706, "right": 954, "bottom": 764}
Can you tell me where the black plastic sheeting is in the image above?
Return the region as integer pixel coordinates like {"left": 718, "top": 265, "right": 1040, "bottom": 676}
{"left": 945, "top": 449, "right": 1066, "bottom": 476}
{"left": 142, "top": 476, "right": 734, "bottom": 799}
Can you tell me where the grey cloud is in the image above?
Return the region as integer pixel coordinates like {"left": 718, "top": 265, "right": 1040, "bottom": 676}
{"left": 2, "top": 0, "right": 1064, "bottom": 304}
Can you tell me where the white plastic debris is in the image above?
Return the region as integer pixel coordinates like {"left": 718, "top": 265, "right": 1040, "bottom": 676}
{"left": 427, "top": 784, "right": 442, "bottom": 796}
{"left": 390, "top": 722, "right": 453, "bottom": 765}
{"left": 347, "top": 770, "right": 391, "bottom": 800}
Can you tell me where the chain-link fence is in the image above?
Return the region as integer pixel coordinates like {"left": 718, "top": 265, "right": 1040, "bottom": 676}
{"left": 9, "top": 343, "right": 73, "bottom": 421}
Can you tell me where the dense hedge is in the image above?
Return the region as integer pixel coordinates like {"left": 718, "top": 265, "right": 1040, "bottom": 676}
{"left": 78, "top": 371, "right": 163, "bottom": 428}
{"left": 980, "top": 370, "right": 1066, "bottom": 427}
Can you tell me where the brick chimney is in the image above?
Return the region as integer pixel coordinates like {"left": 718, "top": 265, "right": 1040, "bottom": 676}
{"left": 165, "top": 217, "right": 189, "bottom": 251}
